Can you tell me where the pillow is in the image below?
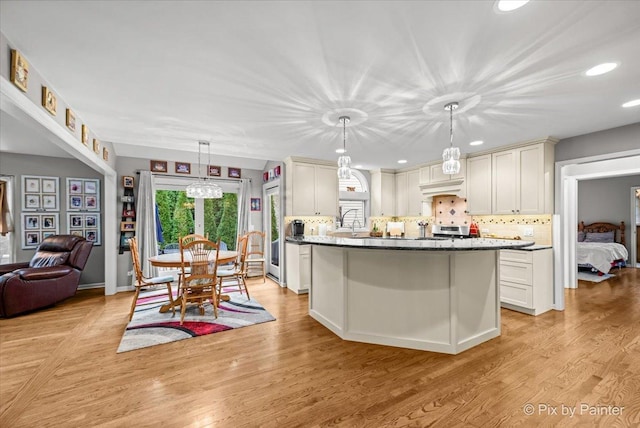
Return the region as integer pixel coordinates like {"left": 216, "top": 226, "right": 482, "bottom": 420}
{"left": 577, "top": 231, "right": 586, "bottom": 242}
{"left": 584, "top": 231, "right": 615, "bottom": 243}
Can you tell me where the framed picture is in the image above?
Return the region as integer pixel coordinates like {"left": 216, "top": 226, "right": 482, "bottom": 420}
{"left": 25, "top": 177, "right": 40, "bottom": 193}
{"left": 67, "top": 213, "right": 101, "bottom": 245}
{"left": 122, "top": 176, "right": 134, "bottom": 188}
{"left": 93, "top": 139, "right": 100, "bottom": 154}
{"left": 150, "top": 160, "right": 168, "bottom": 173}
{"left": 274, "top": 165, "right": 281, "bottom": 177}
{"left": 208, "top": 165, "right": 221, "bottom": 177}
{"left": 67, "top": 178, "right": 100, "bottom": 211}
{"left": 21, "top": 213, "right": 59, "bottom": 249}
{"left": 22, "top": 176, "right": 59, "bottom": 211}
{"left": 25, "top": 194, "right": 40, "bottom": 209}
{"left": 81, "top": 125, "right": 89, "bottom": 145}
{"left": 42, "top": 195, "right": 57, "bottom": 209}
{"left": 103, "top": 148, "right": 109, "bottom": 161}
{"left": 251, "top": 198, "right": 261, "bottom": 211}
{"left": 10, "top": 49, "right": 29, "bottom": 92}
{"left": 175, "top": 162, "right": 191, "bottom": 174}
{"left": 66, "top": 109, "right": 76, "bottom": 132}
{"left": 84, "top": 181, "right": 97, "bottom": 194}
{"left": 122, "top": 209, "right": 135, "bottom": 217}
{"left": 42, "top": 178, "right": 57, "bottom": 193}
{"left": 228, "top": 167, "right": 241, "bottom": 178}
{"left": 42, "top": 86, "right": 57, "bottom": 115}
{"left": 121, "top": 221, "right": 136, "bottom": 231}
{"left": 69, "top": 180, "right": 83, "bottom": 194}
{"left": 25, "top": 215, "right": 39, "bottom": 229}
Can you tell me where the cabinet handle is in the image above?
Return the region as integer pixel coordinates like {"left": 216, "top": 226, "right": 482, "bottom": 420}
{"left": 511, "top": 210, "right": 515, "bottom": 213}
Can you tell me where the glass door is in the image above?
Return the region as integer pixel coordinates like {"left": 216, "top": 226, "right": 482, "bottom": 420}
{"left": 264, "top": 184, "right": 280, "bottom": 280}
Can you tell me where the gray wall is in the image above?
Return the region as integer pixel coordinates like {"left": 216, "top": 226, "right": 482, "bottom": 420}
{"left": 578, "top": 174, "right": 639, "bottom": 255}
{"left": 555, "top": 122, "right": 640, "bottom": 162}
{"left": 0, "top": 153, "right": 105, "bottom": 285}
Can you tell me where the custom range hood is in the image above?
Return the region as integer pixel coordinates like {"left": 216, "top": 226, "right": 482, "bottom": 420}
{"left": 419, "top": 178, "right": 466, "bottom": 200}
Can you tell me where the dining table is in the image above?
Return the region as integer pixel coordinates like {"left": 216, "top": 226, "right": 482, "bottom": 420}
{"left": 148, "top": 250, "right": 238, "bottom": 313}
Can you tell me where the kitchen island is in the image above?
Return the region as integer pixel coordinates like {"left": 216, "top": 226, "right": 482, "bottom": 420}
{"left": 286, "top": 235, "right": 534, "bottom": 354}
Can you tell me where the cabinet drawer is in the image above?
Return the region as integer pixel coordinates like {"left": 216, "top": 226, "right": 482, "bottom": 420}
{"left": 500, "top": 250, "right": 533, "bottom": 264}
{"left": 500, "top": 281, "right": 533, "bottom": 309}
{"left": 298, "top": 245, "right": 311, "bottom": 255}
{"left": 499, "top": 260, "right": 533, "bottom": 285}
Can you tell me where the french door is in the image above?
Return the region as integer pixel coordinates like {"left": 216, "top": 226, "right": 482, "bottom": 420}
{"left": 263, "top": 183, "right": 281, "bottom": 280}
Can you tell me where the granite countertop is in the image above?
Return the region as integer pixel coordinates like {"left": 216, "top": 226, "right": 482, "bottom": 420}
{"left": 508, "top": 244, "right": 552, "bottom": 251}
{"left": 286, "top": 236, "right": 535, "bottom": 251}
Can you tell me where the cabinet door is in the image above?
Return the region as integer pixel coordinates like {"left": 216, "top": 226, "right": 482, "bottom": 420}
{"left": 429, "top": 163, "right": 449, "bottom": 184}
{"left": 518, "top": 145, "right": 544, "bottom": 214}
{"left": 466, "top": 155, "right": 492, "bottom": 215}
{"left": 395, "top": 172, "right": 408, "bottom": 217}
{"left": 407, "top": 169, "right": 422, "bottom": 216}
{"left": 292, "top": 163, "right": 316, "bottom": 215}
{"left": 381, "top": 173, "right": 396, "bottom": 216}
{"left": 419, "top": 166, "right": 430, "bottom": 185}
{"left": 314, "top": 165, "right": 338, "bottom": 215}
{"left": 492, "top": 150, "right": 517, "bottom": 214}
{"left": 300, "top": 249, "right": 311, "bottom": 290}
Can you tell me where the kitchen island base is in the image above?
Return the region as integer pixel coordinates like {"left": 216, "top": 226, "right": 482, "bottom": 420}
{"left": 309, "top": 246, "right": 500, "bottom": 354}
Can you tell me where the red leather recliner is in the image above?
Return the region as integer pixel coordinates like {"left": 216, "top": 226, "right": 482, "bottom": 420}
{"left": 0, "top": 235, "right": 93, "bottom": 317}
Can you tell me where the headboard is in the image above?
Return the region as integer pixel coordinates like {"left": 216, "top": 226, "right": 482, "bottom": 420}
{"left": 578, "top": 221, "right": 625, "bottom": 246}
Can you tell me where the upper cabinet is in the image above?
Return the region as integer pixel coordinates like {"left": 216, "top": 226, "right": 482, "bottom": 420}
{"left": 466, "top": 154, "right": 492, "bottom": 215}
{"left": 285, "top": 158, "right": 338, "bottom": 216}
{"left": 491, "top": 141, "right": 555, "bottom": 214}
{"left": 406, "top": 169, "right": 422, "bottom": 216}
{"left": 371, "top": 170, "right": 396, "bottom": 216}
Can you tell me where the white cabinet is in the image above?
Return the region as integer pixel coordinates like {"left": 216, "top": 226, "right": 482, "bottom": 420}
{"left": 428, "top": 161, "right": 466, "bottom": 184}
{"left": 466, "top": 154, "right": 492, "bottom": 215}
{"left": 371, "top": 170, "right": 395, "bottom": 216}
{"left": 285, "top": 158, "right": 338, "bottom": 216}
{"left": 492, "top": 143, "right": 553, "bottom": 214}
{"left": 395, "top": 172, "right": 408, "bottom": 216}
{"left": 406, "top": 169, "right": 423, "bottom": 216}
{"left": 499, "top": 248, "right": 553, "bottom": 316}
{"left": 285, "top": 243, "right": 310, "bottom": 294}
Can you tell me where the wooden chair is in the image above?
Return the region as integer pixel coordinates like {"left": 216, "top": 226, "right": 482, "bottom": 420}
{"left": 216, "top": 234, "right": 249, "bottom": 305}
{"left": 128, "top": 237, "right": 175, "bottom": 321}
{"left": 175, "top": 233, "right": 208, "bottom": 288}
{"left": 178, "top": 238, "right": 220, "bottom": 324}
{"left": 245, "top": 231, "right": 266, "bottom": 283}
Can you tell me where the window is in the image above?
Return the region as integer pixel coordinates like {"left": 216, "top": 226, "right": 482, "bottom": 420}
{"left": 338, "top": 170, "right": 369, "bottom": 228}
{"left": 0, "top": 177, "right": 15, "bottom": 264}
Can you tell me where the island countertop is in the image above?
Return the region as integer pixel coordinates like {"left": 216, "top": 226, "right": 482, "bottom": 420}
{"left": 286, "top": 235, "right": 535, "bottom": 251}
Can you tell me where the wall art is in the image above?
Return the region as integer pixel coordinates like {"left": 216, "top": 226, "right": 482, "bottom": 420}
{"left": 81, "top": 125, "right": 89, "bottom": 145}
{"left": 67, "top": 212, "right": 101, "bottom": 245}
{"left": 10, "top": 49, "right": 29, "bottom": 92}
{"left": 93, "top": 139, "right": 100, "bottom": 154}
{"left": 42, "top": 86, "right": 57, "bottom": 115}
{"left": 208, "top": 165, "right": 221, "bottom": 177}
{"left": 21, "top": 175, "right": 59, "bottom": 211}
{"left": 66, "top": 109, "right": 76, "bottom": 132}
{"left": 122, "top": 176, "right": 134, "bottom": 188}
{"left": 66, "top": 178, "right": 100, "bottom": 211}
{"left": 21, "top": 213, "right": 59, "bottom": 249}
{"left": 150, "top": 160, "right": 168, "bottom": 173}
{"left": 228, "top": 167, "right": 241, "bottom": 178}
{"left": 175, "top": 162, "right": 191, "bottom": 174}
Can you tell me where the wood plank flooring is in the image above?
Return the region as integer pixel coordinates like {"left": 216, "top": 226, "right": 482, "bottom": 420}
{"left": 1, "top": 269, "right": 639, "bottom": 427}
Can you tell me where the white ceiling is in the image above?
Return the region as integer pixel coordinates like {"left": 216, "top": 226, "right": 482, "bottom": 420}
{"left": 1, "top": 1, "right": 639, "bottom": 170}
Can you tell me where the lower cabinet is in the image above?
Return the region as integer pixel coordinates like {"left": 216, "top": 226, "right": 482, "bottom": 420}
{"left": 499, "top": 248, "right": 553, "bottom": 316}
{"left": 285, "top": 243, "right": 311, "bottom": 294}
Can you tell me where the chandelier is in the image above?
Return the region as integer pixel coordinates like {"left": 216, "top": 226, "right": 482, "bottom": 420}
{"left": 186, "top": 141, "right": 223, "bottom": 199}
{"left": 442, "top": 102, "right": 461, "bottom": 175}
{"left": 337, "top": 116, "right": 352, "bottom": 179}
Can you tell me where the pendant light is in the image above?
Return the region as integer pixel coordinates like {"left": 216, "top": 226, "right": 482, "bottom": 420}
{"left": 442, "top": 102, "right": 461, "bottom": 175}
{"left": 337, "top": 116, "right": 352, "bottom": 179}
{"left": 186, "top": 141, "right": 223, "bottom": 198}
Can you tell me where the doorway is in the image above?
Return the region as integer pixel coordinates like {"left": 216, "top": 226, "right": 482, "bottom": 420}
{"left": 264, "top": 183, "right": 281, "bottom": 281}
{"left": 632, "top": 186, "right": 640, "bottom": 267}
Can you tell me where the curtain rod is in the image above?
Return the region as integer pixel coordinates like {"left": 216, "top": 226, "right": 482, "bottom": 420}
{"left": 135, "top": 171, "right": 250, "bottom": 183}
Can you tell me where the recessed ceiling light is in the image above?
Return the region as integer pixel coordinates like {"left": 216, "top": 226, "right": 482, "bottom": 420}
{"left": 622, "top": 99, "right": 640, "bottom": 108}
{"left": 397, "top": 160, "right": 407, "bottom": 164}
{"left": 496, "top": 0, "right": 529, "bottom": 12}
{"left": 585, "top": 62, "right": 618, "bottom": 76}
{"left": 470, "top": 140, "right": 484, "bottom": 146}
{"left": 335, "top": 148, "right": 346, "bottom": 154}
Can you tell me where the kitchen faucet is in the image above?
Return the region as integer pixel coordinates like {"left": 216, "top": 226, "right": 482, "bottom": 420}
{"left": 338, "top": 209, "right": 358, "bottom": 228}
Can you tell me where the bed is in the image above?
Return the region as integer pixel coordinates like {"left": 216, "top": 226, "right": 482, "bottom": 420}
{"left": 577, "top": 221, "right": 628, "bottom": 275}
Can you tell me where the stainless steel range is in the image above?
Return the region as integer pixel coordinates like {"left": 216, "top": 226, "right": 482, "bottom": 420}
{"left": 432, "top": 224, "right": 471, "bottom": 239}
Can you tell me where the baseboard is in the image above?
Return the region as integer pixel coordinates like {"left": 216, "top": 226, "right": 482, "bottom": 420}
{"left": 78, "top": 283, "right": 105, "bottom": 290}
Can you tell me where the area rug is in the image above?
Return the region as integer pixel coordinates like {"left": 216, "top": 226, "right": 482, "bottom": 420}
{"left": 577, "top": 271, "right": 615, "bottom": 283}
{"left": 117, "top": 286, "right": 275, "bottom": 353}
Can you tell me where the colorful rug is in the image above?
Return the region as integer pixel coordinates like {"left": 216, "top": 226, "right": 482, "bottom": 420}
{"left": 117, "top": 286, "right": 275, "bottom": 353}
{"left": 577, "top": 271, "right": 615, "bottom": 283}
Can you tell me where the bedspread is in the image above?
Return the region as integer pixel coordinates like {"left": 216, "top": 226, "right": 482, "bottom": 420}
{"left": 577, "top": 242, "right": 628, "bottom": 274}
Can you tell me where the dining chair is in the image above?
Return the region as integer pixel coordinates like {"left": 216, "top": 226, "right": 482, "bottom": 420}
{"left": 127, "top": 237, "right": 175, "bottom": 321}
{"left": 175, "top": 233, "right": 208, "bottom": 288}
{"left": 178, "top": 238, "right": 221, "bottom": 324}
{"left": 216, "top": 234, "right": 249, "bottom": 305}
{"left": 245, "top": 231, "right": 266, "bottom": 283}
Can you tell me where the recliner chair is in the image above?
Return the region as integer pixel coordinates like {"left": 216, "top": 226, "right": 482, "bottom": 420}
{"left": 0, "top": 235, "right": 93, "bottom": 317}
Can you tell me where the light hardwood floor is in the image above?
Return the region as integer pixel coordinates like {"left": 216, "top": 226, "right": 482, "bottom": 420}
{"left": 1, "top": 269, "right": 639, "bottom": 427}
